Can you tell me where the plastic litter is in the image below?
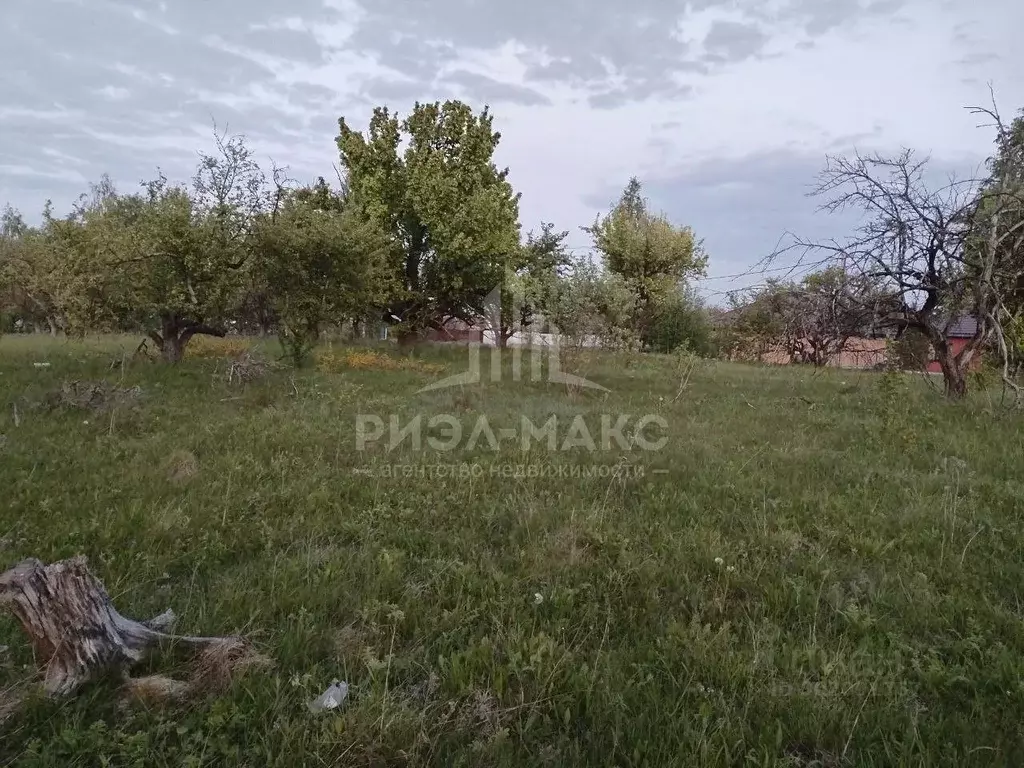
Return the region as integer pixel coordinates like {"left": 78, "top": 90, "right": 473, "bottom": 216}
{"left": 307, "top": 679, "right": 349, "bottom": 713}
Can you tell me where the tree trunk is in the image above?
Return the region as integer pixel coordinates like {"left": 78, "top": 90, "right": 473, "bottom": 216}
{"left": 162, "top": 335, "right": 185, "bottom": 363}
{"left": 148, "top": 316, "right": 226, "bottom": 363}
{"left": 0, "top": 556, "right": 252, "bottom": 697}
{"left": 937, "top": 351, "right": 968, "bottom": 399}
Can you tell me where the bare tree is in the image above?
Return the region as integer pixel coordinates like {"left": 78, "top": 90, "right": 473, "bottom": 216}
{"left": 726, "top": 268, "right": 888, "bottom": 367}
{"left": 771, "top": 96, "right": 1024, "bottom": 399}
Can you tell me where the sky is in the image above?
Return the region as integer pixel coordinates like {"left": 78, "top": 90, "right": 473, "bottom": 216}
{"left": 2, "top": 0, "right": 1022, "bottom": 301}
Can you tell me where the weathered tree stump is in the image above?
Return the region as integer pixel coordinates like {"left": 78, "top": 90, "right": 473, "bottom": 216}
{"left": 0, "top": 556, "right": 263, "bottom": 698}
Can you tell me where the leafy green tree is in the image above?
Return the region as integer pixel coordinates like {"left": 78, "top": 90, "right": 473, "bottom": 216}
{"left": 492, "top": 222, "right": 571, "bottom": 347}
{"left": 1, "top": 200, "right": 95, "bottom": 335}
{"left": 550, "top": 256, "right": 639, "bottom": 351}
{"left": 0, "top": 206, "right": 28, "bottom": 332}
{"left": 719, "top": 280, "right": 789, "bottom": 361}
{"left": 2, "top": 184, "right": 122, "bottom": 337}
{"left": 84, "top": 176, "right": 237, "bottom": 360}
{"left": 337, "top": 100, "right": 521, "bottom": 340}
{"left": 251, "top": 181, "right": 392, "bottom": 366}
{"left": 586, "top": 177, "right": 707, "bottom": 347}
{"left": 65, "top": 133, "right": 277, "bottom": 361}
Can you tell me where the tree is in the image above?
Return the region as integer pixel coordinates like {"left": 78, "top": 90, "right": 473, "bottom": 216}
{"left": 66, "top": 132, "right": 279, "bottom": 362}
{"left": 1, "top": 201, "right": 86, "bottom": 335}
{"left": 975, "top": 108, "right": 1024, "bottom": 388}
{"left": 777, "top": 101, "right": 1024, "bottom": 398}
{"left": 550, "top": 256, "right": 640, "bottom": 352}
{"left": 88, "top": 177, "right": 235, "bottom": 361}
{"left": 337, "top": 101, "right": 521, "bottom": 340}
{"left": 489, "top": 222, "right": 571, "bottom": 347}
{"left": 0, "top": 206, "right": 33, "bottom": 332}
{"left": 720, "top": 268, "right": 889, "bottom": 366}
{"left": 786, "top": 268, "right": 889, "bottom": 366}
{"left": 586, "top": 177, "right": 707, "bottom": 347}
{"left": 716, "top": 282, "right": 786, "bottom": 362}
{"left": 251, "top": 180, "right": 392, "bottom": 366}
{"left": 1, "top": 183, "right": 125, "bottom": 338}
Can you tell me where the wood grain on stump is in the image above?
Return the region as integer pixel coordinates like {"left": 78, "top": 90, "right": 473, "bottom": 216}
{"left": 0, "top": 556, "right": 260, "bottom": 698}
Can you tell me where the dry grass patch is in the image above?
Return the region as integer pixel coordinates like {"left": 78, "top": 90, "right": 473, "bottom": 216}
{"left": 164, "top": 450, "right": 199, "bottom": 483}
{"left": 317, "top": 348, "right": 446, "bottom": 375}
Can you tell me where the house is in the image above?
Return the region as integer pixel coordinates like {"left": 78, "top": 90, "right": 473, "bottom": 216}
{"left": 925, "top": 316, "right": 984, "bottom": 374}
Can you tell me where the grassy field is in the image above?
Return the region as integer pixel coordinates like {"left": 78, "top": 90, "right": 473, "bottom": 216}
{"left": 1, "top": 334, "right": 1022, "bottom": 766}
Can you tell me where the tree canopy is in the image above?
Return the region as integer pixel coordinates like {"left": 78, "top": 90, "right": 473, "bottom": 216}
{"left": 337, "top": 101, "right": 521, "bottom": 340}
{"left": 586, "top": 177, "right": 708, "bottom": 349}
{"left": 8, "top": 93, "right": 1020, "bottom": 403}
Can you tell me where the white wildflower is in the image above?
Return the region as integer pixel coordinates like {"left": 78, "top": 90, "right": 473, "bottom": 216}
{"left": 714, "top": 557, "right": 724, "bottom": 566}
{"left": 533, "top": 592, "right": 544, "bottom": 605}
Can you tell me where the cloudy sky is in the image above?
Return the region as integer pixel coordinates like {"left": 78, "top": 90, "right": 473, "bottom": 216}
{"left": 2, "top": 0, "right": 1021, "bottom": 299}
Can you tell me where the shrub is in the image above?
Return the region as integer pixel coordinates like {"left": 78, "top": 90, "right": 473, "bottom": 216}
{"left": 646, "top": 299, "right": 716, "bottom": 356}
{"left": 887, "top": 329, "right": 930, "bottom": 371}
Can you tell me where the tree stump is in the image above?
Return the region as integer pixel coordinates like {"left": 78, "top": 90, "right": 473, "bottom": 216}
{"left": 0, "top": 556, "right": 261, "bottom": 698}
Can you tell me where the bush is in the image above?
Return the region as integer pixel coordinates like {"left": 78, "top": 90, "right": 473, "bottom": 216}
{"left": 887, "top": 329, "right": 930, "bottom": 371}
{"left": 646, "top": 299, "right": 715, "bottom": 356}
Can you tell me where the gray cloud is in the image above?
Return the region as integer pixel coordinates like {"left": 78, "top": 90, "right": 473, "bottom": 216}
{"left": 703, "top": 21, "right": 769, "bottom": 63}
{"left": 444, "top": 71, "right": 551, "bottom": 107}
{"left": 589, "top": 84, "right": 694, "bottom": 110}
{"left": 1, "top": 0, "right": 1016, "bottom": 288}
{"left": 349, "top": 1, "right": 706, "bottom": 102}
{"left": 342, "top": 0, "right": 906, "bottom": 106}
{"left": 356, "top": 77, "right": 455, "bottom": 109}
{"left": 783, "top": 0, "right": 908, "bottom": 37}
{"left": 241, "top": 27, "right": 328, "bottom": 65}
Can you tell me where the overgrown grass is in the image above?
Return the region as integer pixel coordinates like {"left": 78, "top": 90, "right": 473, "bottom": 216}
{"left": 1, "top": 334, "right": 1022, "bottom": 766}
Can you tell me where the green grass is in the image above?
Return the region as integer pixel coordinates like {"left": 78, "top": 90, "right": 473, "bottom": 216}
{"left": 1, "top": 334, "right": 1023, "bottom": 766}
